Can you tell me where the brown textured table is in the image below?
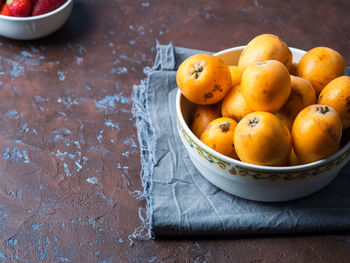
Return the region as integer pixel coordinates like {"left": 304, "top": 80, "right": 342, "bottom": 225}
{"left": 1, "top": 0, "right": 350, "bottom": 262}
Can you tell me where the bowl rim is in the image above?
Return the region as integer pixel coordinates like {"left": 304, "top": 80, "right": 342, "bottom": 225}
{"left": 176, "top": 46, "right": 350, "bottom": 172}
{"left": 0, "top": 0, "right": 73, "bottom": 21}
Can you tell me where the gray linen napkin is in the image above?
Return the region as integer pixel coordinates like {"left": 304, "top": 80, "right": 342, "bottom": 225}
{"left": 131, "top": 43, "right": 350, "bottom": 239}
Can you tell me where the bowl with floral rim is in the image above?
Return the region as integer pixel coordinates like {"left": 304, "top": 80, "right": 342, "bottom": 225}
{"left": 176, "top": 46, "right": 350, "bottom": 202}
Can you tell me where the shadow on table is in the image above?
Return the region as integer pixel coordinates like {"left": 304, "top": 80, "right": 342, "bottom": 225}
{"left": 38, "top": 1, "right": 94, "bottom": 44}
{"left": 154, "top": 230, "right": 350, "bottom": 242}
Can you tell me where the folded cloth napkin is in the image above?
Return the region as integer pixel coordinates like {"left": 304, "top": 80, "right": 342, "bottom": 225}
{"left": 131, "top": 43, "right": 350, "bottom": 239}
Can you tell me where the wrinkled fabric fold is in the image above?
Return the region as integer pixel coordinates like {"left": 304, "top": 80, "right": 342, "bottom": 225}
{"left": 132, "top": 42, "right": 350, "bottom": 238}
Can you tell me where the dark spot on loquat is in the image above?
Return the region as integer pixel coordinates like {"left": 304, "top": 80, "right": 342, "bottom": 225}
{"left": 219, "top": 121, "right": 231, "bottom": 132}
{"left": 204, "top": 92, "right": 213, "bottom": 100}
{"left": 213, "top": 84, "right": 221, "bottom": 91}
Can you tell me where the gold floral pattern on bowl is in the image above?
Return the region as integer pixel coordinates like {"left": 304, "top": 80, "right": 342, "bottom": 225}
{"left": 178, "top": 118, "right": 230, "bottom": 170}
{"left": 178, "top": 116, "right": 350, "bottom": 181}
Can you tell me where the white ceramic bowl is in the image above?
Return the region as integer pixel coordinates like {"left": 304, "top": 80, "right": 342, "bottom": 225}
{"left": 0, "top": 0, "right": 73, "bottom": 40}
{"left": 176, "top": 46, "right": 350, "bottom": 202}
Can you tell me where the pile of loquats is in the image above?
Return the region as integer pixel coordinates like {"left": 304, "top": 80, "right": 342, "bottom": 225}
{"left": 176, "top": 34, "right": 349, "bottom": 167}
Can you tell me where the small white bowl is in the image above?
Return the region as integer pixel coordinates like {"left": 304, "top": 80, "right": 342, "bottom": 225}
{"left": 0, "top": 0, "right": 73, "bottom": 40}
{"left": 176, "top": 46, "right": 350, "bottom": 202}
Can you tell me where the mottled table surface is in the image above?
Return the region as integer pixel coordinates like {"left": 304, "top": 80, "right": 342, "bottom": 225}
{"left": 1, "top": 0, "right": 350, "bottom": 262}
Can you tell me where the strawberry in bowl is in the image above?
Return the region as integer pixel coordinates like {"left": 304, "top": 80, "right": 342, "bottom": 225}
{"left": 32, "top": 0, "right": 66, "bottom": 16}
{"left": 0, "top": 0, "right": 67, "bottom": 17}
{"left": 1, "top": 0, "right": 31, "bottom": 17}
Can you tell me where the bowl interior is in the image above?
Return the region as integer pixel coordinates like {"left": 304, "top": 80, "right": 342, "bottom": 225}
{"left": 214, "top": 46, "right": 305, "bottom": 66}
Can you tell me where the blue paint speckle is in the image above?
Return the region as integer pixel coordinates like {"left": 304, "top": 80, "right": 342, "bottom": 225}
{"left": 8, "top": 61, "right": 24, "bottom": 78}
{"left": 75, "top": 56, "right": 84, "bottom": 65}
{"left": 97, "top": 130, "right": 104, "bottom": 143}
{"left": 98, "top": 257, "right": 115, "bottom": 263}
{"left": 7, "top": 238, "right": 18, "bottom": 247}
{"left": 124, "top": 138, "right": 137, "bottom": 148}
{"left": 95, "top": 192, "right": 113, "bottom": 206}
{"left": 16, "top": 188, "right": 22, "bottom": 198}
{"left": 137, "top": 26, "right": 145, "bottom": 35}
{"left": 88, "top": 217, "right": 95, "bottom": 228}
{"left": 38, "top": 199, "right": 56, "bottom": 212}
{"left": 75, "top": 156, "right": 87, "bottom": 172}
{"left": 53, "top": 150, "right": 68, "bottom": 160}
{"left": 63, "top": 163, "right": 72, "bottom": 177}
{"left": 87, "top": 177, "right": 100, "bottom": 185}
{"left": 57, "top": 71, "right": 66, "bottom": 81}
{"left": 57, "top": 257, "right": 71, "bottom": 262}
{"left": 31, "top": 223, "right": 42, "bottom": 231}
{"left": 53, "top": 128, "right": 71, "bottom": 135}
{"left": 95, "top": 93, "right": 131, "bottom": 110}
{"left": 57, "top": 96, "right": 80, "bottom": 108}
{"left": 110, "top": 67, "right": 128, "bottom": 74}
{"left": 20, "top": 122, "right": 29, "bottom": 133}
{"left": 51, "top": 245, "right": 59, "bottom": 256}
{"left": 0, "top": 250, "right": 7, "bottom": 260}
{"left": 148, "top": 256, "right": 157, "bottom": 262}
{"left": 122, "top": 151, "right": 130, "bottom": 157}
{"left": 20, "top": 51, "right": 33, "bottom": 57}
{"left": 22, "top": 150, "right": 30, "bottom": 163}
{"left": 104, "top": 119, "right": 119, "bottom": 129}
{"left": 38, "top": 236, "right": 50, "bottom": 260}
{"left": 6, "top": 187, "right": 15, "bottom": 196}
{"left": 116, "top": 163, "right": 129, "bottom": 172}
{"left": 52, "top": 233, "right": 59, "bottom": 243}
{"left": 34, "top": 95, "right": 49, "bottom": 102}
{"left": 193, "top": 242, "right": 200, "bottom": 249}
{"left": 2, "top": 147, "right": 30, "bottom": 164}
{"left": 5, "top": 110, "right": 23, "bottom": 120}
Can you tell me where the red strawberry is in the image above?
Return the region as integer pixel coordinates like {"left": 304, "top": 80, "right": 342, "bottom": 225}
{"left": 6, "top": 0, "right": 31, "bottom": 17}
{"left": 32, "top": 0, "right": 66, "bottom": 16}
{"left": 0, "top": 3, "right": 11, "bottom": 16}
